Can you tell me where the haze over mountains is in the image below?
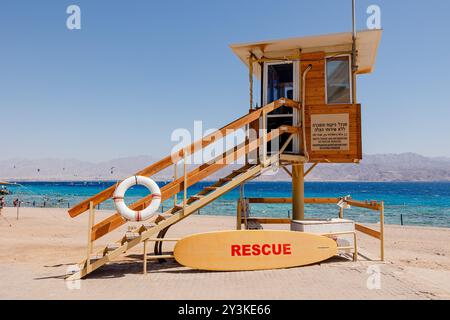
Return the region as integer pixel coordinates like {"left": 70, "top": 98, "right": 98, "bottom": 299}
{"left": 1, "top": 153, "right": 450, "bottom": 182}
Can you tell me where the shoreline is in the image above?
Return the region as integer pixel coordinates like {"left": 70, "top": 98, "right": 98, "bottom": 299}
{"left": 3, "top": 207, "right": 450, "bottom": 231}
{"left": 1, "top": 207, "right": 449, "bottom": 300}
{"left": 4, "top": 179, "right": 450, "bottom": 183}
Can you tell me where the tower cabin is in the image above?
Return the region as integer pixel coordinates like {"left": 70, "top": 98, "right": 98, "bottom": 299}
{"left": 230, "top": 29, "right": 382, "bottom": 220}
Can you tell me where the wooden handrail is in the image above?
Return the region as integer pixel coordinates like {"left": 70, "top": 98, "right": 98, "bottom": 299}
{"left": 68, "top": 98, "right": 299, "bottom": 218}
{"left": 90, "top": 128, "right": 284, "bottom": 241}
{"left": 247, "top": 198, "right": 341, "bottom": 204}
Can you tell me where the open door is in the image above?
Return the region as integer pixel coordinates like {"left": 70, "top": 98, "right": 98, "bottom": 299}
{"left": 263, "top": 61, "right": 299, "bottom": 154}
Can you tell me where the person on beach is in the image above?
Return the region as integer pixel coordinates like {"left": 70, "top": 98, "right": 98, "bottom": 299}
{"left": 0, "top": 196, "right": 5, "bottom": 215}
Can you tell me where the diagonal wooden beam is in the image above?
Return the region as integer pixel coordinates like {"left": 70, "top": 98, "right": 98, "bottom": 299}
{"left": 68, "top": 99, "right": 299, "bottom": 218}
{"left": 68, "top": 164, "right": 266, "bottom": 281}
{"left": 90, "top": 129, "right": 283, "bottom": 241}
{"left": 304, "top": 162, "right": 319, "bottom": 177}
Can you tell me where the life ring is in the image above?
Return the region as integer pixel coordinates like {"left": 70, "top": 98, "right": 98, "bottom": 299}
{"left": 113, "top": 176, "right": 161, "bottom": 222}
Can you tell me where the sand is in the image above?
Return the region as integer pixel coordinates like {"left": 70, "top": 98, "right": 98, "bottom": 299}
{"left": 0, "top": 207, "right": 449, "bottom": 300}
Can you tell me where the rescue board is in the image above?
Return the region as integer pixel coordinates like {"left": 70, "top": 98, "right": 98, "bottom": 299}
{"left": 174, "top": 230, "right": 338, "bottom": 271}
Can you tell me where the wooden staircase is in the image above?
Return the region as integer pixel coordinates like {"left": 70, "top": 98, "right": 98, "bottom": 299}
{"left": 67, "top": 162, "right": 280, "bottom": 280}
{"left": 65, "top": 98, "right": 301, "bottom": 280}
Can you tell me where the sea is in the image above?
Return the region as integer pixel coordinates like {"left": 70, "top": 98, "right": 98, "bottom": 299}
{"left": 3, "top": 181, "right": 450, "bottom": 228}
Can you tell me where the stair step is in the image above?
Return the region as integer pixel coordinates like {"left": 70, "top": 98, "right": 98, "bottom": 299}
{"left": 190, "top": 195, "right": 205, "bottom": 201}
{"left": 124, "top": 233, "right": 140, "bottom": 242}
{"left": 233, "top": 169, "right": 248, "bottom": 174}
{"left": 204, "top": 187, "right": 218, "bottom": 191}
{"left": 105, "top": 244, "right": 120, "bottom": 252}
{"left": 219, "top": 178, "right": 233, "bottom": 183}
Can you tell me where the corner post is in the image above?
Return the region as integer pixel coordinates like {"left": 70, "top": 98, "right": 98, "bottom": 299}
{"left": 143, "top": 240, "right": 148, "bottom": 275}
{"left": 236, "top": 199, "right": 242, "bottom": 230}
{"left": 380, "top": 201, "right": 385, "bottom": 261}
{"left": 86, "top": 201, "right": 95, "bottom": 271}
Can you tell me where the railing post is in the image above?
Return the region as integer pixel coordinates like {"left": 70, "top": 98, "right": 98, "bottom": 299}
{"left": 261, "top": 109, "right": 267, "bottom": 166}
{"left": 143, "top": 239, "right": 148, "bottom": 275}
{"left": 86, "top": 201, "right": 95, "bottom": 272}
{"left": 236, "top": 200, "right": 242, "bottom": 230}
{"left": 380, "top": 201, "right": 385, "bottom": 261}
{"left": 173, "top": 162, "right": 178, "bottom": 207}
{"left": 183, "top": 149, "right": 188, "bottom": 210}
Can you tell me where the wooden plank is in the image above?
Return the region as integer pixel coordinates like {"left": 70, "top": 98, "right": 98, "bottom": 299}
{"left": 243, "top": 218, "right": 291, "bottom": 225}
{"left": 247, "top": 198, "right": 340, "bottom": 204}
{"left": 346, "top": 199, "right": 380, "bottom": 211}
{"left": 68, "top": 98, "right": 299, "bottom": 218}
{"left": 280, "top": 154, "right": 306, "bottom": 163}
{"left": 355, "top": 224, "right": 381, "bottom": 240}
{"left": 90, "top": 130, "right": 284, "bottom": 241}
{"left": 301, "top": 52, "right": 325, "bottom": 106}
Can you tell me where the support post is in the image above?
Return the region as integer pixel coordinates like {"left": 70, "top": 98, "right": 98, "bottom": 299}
{"left": 174, "top": 163, "right": 178, "bottom": 207}
{"left": 292, "top": 163, "right": 305, "bottom": 221}
{"left": 339, "top": 207, "right": 344, "bottom": 219}
{"left": 353, "top": 232, "right": 358, "bottom": 262}
{"left": 143, "top": 240, "right": 148, "bottom": 275}
{"left": 86, "top": 201, "right": 95, "bottom": 271}
{"left": 236, "top": 200, "right": 242, "bottom": 230}
{"left": 380, "top": 201, "right": 385, "bottom": 261}
{"left": 183, "top": 150, "right": 187, "bottom": 210}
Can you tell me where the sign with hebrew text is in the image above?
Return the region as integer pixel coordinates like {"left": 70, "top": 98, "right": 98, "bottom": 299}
{"left": 311, "top": 114, "right": 350, "bottom": 151}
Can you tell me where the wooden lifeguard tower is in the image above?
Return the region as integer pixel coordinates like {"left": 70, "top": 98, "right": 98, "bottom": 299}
{"left": 66, "top": 27, "right": 385, "bottom": 280}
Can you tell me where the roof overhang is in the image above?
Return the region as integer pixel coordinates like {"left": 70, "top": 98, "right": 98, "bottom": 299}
{"left": 230, "top": 29, "right": 382, "bottom": 77}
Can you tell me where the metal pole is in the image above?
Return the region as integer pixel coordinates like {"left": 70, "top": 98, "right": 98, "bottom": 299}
{"left": 352, "top": 0, "right": 356, "bottom": 40}
{"left": 351, "top": 0, "right": 358, "bottom": 104}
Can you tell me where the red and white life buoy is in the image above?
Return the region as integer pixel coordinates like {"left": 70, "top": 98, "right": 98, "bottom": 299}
{"left": 113, "top": 176, "right": 161, "bottom": 222}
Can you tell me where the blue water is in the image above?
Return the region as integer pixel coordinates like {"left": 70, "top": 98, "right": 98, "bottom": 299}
{"left": 3, "top": 181, "right": 450, "bottom": 228}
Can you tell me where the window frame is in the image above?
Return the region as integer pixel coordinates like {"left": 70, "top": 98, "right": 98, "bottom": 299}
{"left": 325, "top": 54, "right": 353, "bottom": 105}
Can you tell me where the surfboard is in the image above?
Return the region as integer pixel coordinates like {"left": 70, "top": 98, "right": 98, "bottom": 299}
{"left": 174, "top": 230, "right": 338, "bottom": 271}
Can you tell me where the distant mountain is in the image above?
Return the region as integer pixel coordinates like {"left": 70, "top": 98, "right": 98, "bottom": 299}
{"left": 1, "top": 153, "right": 450, "bottom": 182}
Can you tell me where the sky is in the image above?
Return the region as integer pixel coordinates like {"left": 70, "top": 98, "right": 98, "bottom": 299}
{"left": 0, "top": 0, "right": 449, "bottom": 161}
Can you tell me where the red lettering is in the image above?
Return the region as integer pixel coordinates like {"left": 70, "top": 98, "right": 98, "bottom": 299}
{"left": 231, "top": 243, "right": 293, "bottom": 257}
{"left": 272, "top": 244, "right": 282, "bottom": 255}
{"left": 242, "top": 245, "right": 251, "bottom": 256}
{"left": 231, "top": 245, "right": 241, "bottom": 256}
{"left": 283, "top": 244, "right": 292, "bottom": 255}
{"left": 262, "top": 244, "right": 271, "bottom": 256}
{"left": 252, "top": 244, "right": 261, "bottom": 256}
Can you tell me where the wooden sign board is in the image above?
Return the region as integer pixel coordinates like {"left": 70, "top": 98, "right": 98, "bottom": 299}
{"left": 174, "top": 230, "right": 338, "bottom": 271}
{"left": 305, "top": 104, "right": 362, "bottom": 163}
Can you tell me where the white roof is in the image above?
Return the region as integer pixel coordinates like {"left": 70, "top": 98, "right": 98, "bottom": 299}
{"left": 230, "top": 29, "right": 382, "bottom": 76}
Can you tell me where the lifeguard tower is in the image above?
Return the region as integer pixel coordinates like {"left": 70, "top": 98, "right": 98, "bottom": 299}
{"left": 66, "top": 27, "right": 384, "bottom": 280}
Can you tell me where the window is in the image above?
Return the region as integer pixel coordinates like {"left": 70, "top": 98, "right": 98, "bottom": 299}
{"left": 326, "top": 56, "right": 352, "bottom": 104}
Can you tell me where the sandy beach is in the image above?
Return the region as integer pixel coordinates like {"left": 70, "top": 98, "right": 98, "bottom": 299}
{"left": 0, "top": 207, "right": 449, "bottom": 300}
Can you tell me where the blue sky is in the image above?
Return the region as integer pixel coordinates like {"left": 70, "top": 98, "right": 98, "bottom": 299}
{"left": 1, "top": 0, "right": 449, "bottom": 161}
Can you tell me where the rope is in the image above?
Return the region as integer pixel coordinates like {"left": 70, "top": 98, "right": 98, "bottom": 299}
{"left": 249, "top": 55, "right": 254, "bottom": 110}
